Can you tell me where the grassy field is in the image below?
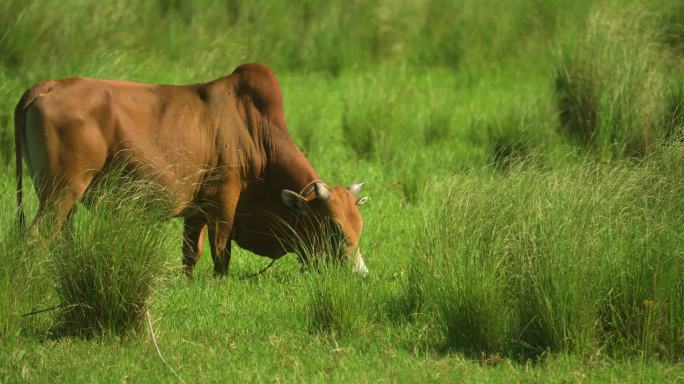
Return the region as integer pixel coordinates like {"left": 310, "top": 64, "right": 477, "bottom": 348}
{"left": 2, "top": 0, "right": 684, "bottom": 382}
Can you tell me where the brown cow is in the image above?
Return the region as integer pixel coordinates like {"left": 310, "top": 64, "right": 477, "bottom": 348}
{"left": 14, "top": 63, "right": 368, "bottom": 277}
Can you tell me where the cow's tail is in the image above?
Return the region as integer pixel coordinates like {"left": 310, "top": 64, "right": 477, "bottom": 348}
{"left": 14, "top": 82, "right": 54, "bottom": 229}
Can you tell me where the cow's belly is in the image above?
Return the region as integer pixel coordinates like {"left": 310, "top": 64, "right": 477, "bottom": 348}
{"left": 79, "top": 162, "right": 197, "bottom": 217}
{"left": 232, "top": 215, "right": 287, "bottom": 259}
{"left": 109, "top": 133, "right": 210, "bottom": 217}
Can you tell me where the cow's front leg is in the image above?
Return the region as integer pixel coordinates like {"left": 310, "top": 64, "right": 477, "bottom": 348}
{"left": 207, "top": 185, "right": 240, "bottom": 277}
{"left": 182, "top": 217, "right": 207, "bottom": 278}
{"left": 208, "top": 219, "right": 232, "bottom": 276}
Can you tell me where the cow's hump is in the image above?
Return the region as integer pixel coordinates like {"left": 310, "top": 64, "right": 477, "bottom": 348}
{"left": 231, "top": 63, "right": 286, "bottom": 130}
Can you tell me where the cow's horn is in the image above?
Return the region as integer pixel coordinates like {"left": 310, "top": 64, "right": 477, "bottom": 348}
{"left": 314, "top": 182, "right": 330, "bottom": 202}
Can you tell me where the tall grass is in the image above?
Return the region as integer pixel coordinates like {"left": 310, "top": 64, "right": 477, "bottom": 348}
{"left": 0, "top": 224, "right": 51, "bottom": 341}
{"left": 403, "top": 147, "right": 684, "bottom": 359}
{"left": 50, "top": 169, "right": 174, "bottom": 337}
{"left": 555, "top": 5, "right": 680, "bottom": 160}
{"left": 0, "top": 172, "right": 53, "bottom": 342}
{"left": 0, "top": 226, "right": 24, "bottom": 341}
{"left": 0, "top": 0, "right": 576, "bottom": 80}
{"left": 305, "top": 268, "right": 376, "bottom": 340}
{"left": 272, "top": 212, "right": 378, "bottom": 339}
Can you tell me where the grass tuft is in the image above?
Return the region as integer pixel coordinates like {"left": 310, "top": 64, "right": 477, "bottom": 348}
{"left": 305, "top": 268, "right": 373, "bottom": 339}
{"left": 50, "top": 168, "right": 174, "bottom": 337}
{"left": 0, "top": 226, "right": 50, "bottom": 341}
{"left": 272, "top": 212, "right": 375, "bottom": 339}
{"left": 402, "top": 147, "right": 684, "bottom": 359}
{"left": 555, "top": 5, "right": 677, "bottom": 160}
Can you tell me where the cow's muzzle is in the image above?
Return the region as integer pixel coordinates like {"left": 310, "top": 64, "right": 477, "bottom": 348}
{"left": 351, "top": 248, "right": 369, "bottom": 278}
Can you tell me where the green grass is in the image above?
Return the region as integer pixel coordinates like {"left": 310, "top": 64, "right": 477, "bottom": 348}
{"left": 404, "top": 148, "right": 684, "bottom": 360}
{"left": 2, "top": 0, "right": 684, "bottom": 382}
{"left": 0, "top": 215, "right": 50, "bottom": 342}
{"left": 555, "top": 5, "right": 671, "bottom": 159}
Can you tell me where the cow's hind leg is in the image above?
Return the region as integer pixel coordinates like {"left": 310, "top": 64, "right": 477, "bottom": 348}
{"left": 182, "top": 217, "right": 207, "bottom": 278}
{"left": 62, "top": 205, "right": 78, "bottom": 244}
{"left": 24, "top": 102, "right": 105, "bottom": 241}
{"left": 30, "top": 178, "right": 89, "bottom": 240}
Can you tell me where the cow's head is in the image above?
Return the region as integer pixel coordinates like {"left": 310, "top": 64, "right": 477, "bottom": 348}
{"left": 281, "top": 181, "right": 368, "bottom": 277}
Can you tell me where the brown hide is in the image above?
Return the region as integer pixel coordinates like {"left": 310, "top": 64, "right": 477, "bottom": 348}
{"left": 14, "top": 63, "right": 367, "bottom": 277}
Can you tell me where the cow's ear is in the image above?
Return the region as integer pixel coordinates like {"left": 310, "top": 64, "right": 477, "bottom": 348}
{"left": 348, "top": 182, "right": 364, "bottom": 198}
{"left": 348, "top": 182, "right": 366, "bottom": 205}
{"left": 281, "top": 190, "right": 307, "bottom": 212}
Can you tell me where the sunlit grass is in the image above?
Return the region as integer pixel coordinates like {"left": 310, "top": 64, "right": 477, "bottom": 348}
{"left": 1, "top": 0, "right": 684, "bottom": 381}
{"left": 404, "top": 148, "right": 684, "bottom": 359}
{"left": 554, "top": 4, "right": 683, "bottom": 159}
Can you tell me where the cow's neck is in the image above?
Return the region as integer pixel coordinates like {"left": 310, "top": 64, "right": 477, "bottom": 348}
{"left": 270, "top": 138, "right": 320, "bottom": 195}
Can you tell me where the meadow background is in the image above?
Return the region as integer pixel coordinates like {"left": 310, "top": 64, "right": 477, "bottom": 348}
{"left": 1, "top": 0, "right": 684, "bottom": 382}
